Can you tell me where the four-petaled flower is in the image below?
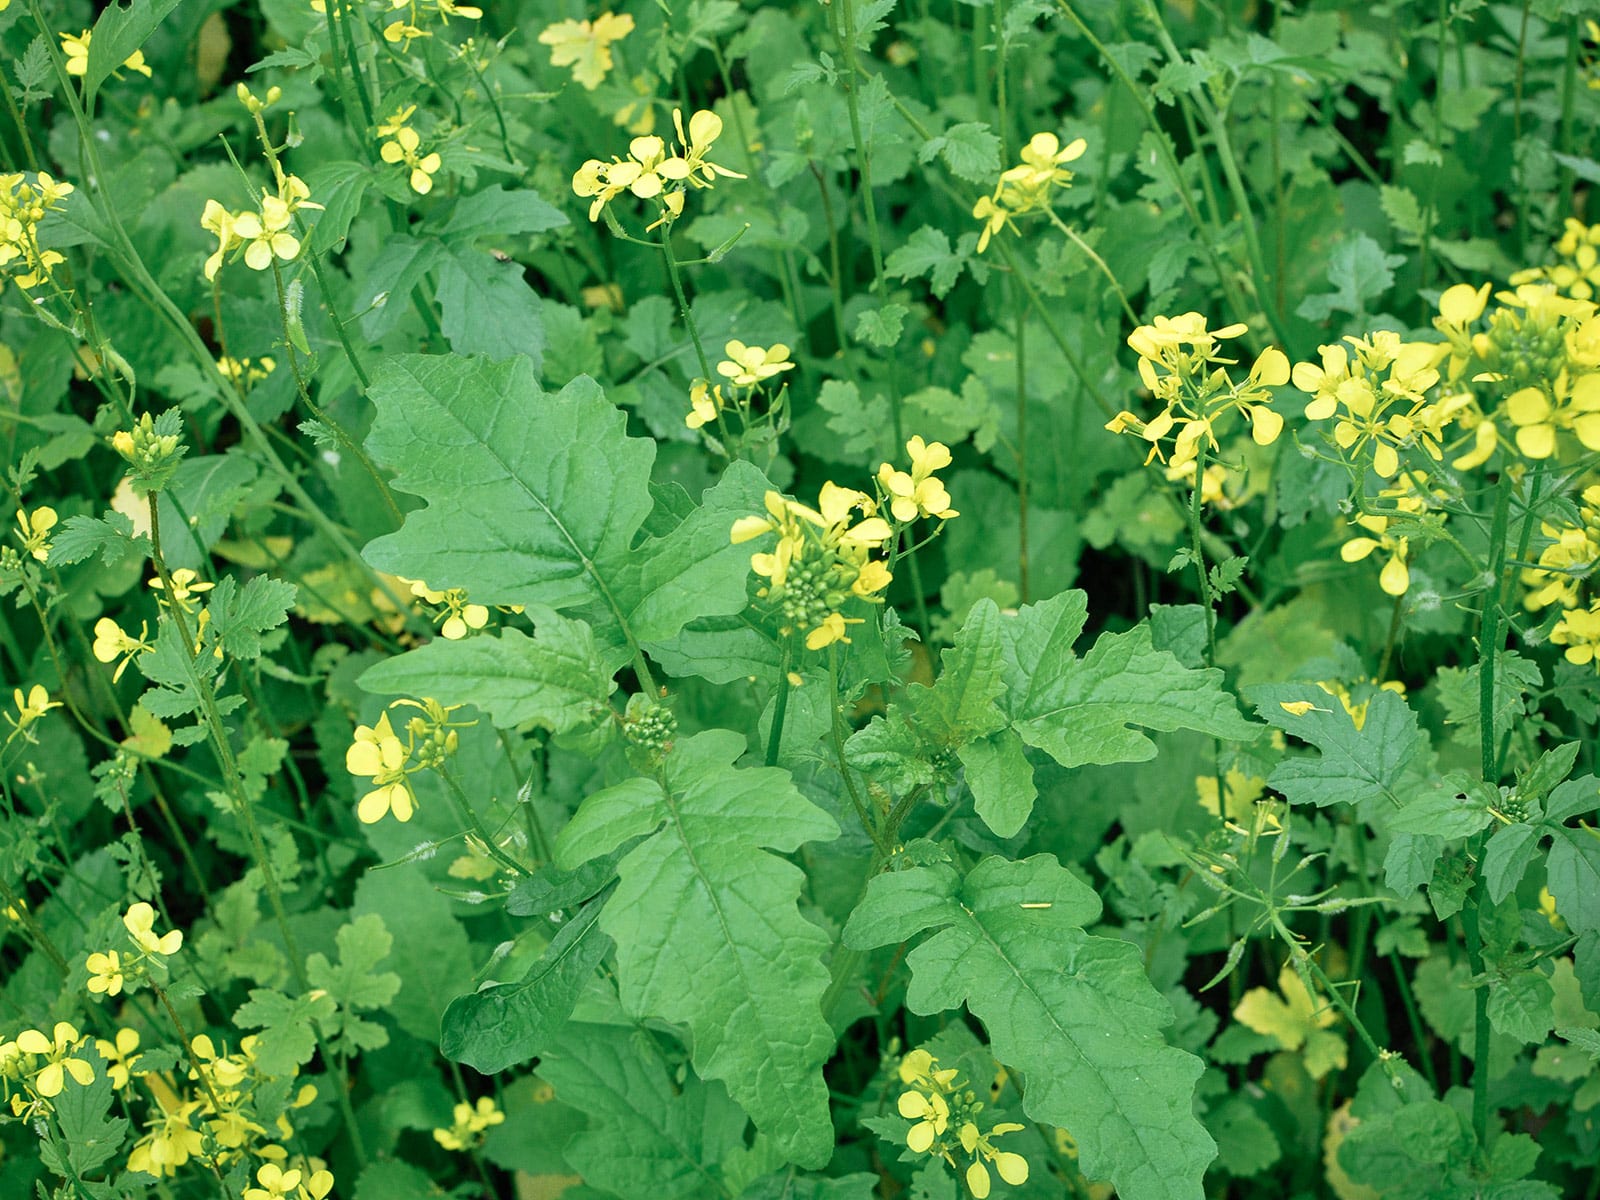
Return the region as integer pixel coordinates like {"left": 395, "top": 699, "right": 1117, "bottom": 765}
{"left": 716, "top": 340, "right": 795, "bottom": 387}
{"left": 347, "top": 712, "right": 416, "bottom": 823}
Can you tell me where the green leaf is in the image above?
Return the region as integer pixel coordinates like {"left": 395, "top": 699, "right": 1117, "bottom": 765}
{"left": 854, "top": 302, "right": 909, "bottom": 349}
{"left": 434, "top": 244, "right": 545, "bottom": 370}
{"left": 886, "top": 226, "right": 971, "bottom": 299}
{"left": 539, "top": 1022, "right": 748, "bottom": 1199}
{"left": 554, "top": 731, "right": 840, "bottom": 1166}
{"left": 362, "top": 357, "right": 654, "bottom": 662}
{"left": 48, "top": 511, "right": 148, "bottom": 567}
{"left": 352, "top": 872, "right": 470, "bottom": 1043}
{"left": 303, "top": 160, "right": 373, "bottom": 255}
{"left": 232, "top": 987, "right": 336, "bottom": 1075}
{"left": 305, "top": 912, "right": 402, "bottom": 1012}
{"left": 630, "top": 461, "right": 776, "bottom": 648}
{"left": 205, "top": 575, "right": 297, "bottom": 661}
{"left": 83, "top": 0, "right": 183, "bottom": 106}
{"left": 958, "top": 730, "right": 1037, "bottom": 839}
{"left": 1000, "top": 591, "right": 1257, "bottom": 768}
{"left": 919, "top": 122, "right": 1002, "bottom": 184}
{"left": 1543, "top": 774, "right": 1599, "bottom": 824}
{"left": 907, "top": 598, "right": 1007, "bottom": 746}
{"left": 358, "top": 612, "right": 613, "bottom": 734}
{"left": 1255, "top": 686, "right": 1429, "bottom": 810}
{"left": 1487, "top": 970, "right": 1555, "bottom": 1045}
{"left": 440, "top": 895, "right": 612, "bottom": 1074}
{"left": 1294, "top": 233, "right": 1405, "bottom": 321}
{"left": 441, "top": 185, "right": 569, "bottom": 241}
{"left": 844, "top": 855, "right": 1214, "bottom": 1200}
{"left": 1483, "top": 824, "right": 1542, "bottom": 904}
{"left": 1546, "top": 826, "right": 1600, "bottom": 934}
{"left": 36, "top": 1055, "right": 127, "bottom": 1181}
{"left": 1387, "top": 775, "right": 1496, "bottom": 839}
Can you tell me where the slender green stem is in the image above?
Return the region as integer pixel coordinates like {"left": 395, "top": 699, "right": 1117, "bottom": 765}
{"left": 829, "top": 0, "right": 905, "bottom": 445}
{"left": 1012, "top": 275, "right": 1031, "bottom": 603}
{"left": 268, "top": 261, "right": 403, "bottom": 527}
{"left": 766, "top": 642, "right": 794, "bottom": 767}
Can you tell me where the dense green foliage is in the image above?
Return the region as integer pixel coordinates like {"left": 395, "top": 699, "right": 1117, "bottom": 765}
{"left": 3, "top": 0, "right": 1600, "bottom": 1197}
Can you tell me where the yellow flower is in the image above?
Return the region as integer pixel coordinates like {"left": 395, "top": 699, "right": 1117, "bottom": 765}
{"left": 200, "top": 199, "right": 243, "bottom": 281}
{"left": 16, "top": 1022, "right": 95, "bottom": 1097}
{"left": 376, "top": 104, "right": 417, "bottom": 140}
{"left": 1341, "top": 529, "right": 1410, "bottom": 597}
{"left": 686, "top": 379, "right": 725, "bottom": 429}
{"left": 960, "top": 1121, "right": 1030, "bottom": 1198}
{"left": 243, "top": 1161, "right": 335, "bottom": 1200}
{"left": 672, "top": 108, "right": 744, "bottom": 187}
{"left": 149, "top": 567, "right": 215, "bottom": 613}
{"left": 86, "top": 949, "right": 126, "bottom": 996}
{"left": 879, "top": 436, "right": 958, "bottom": 522}
{"left": 347, "top": 712, "right": 416, "bottom": 823}
{"left": 898, "top": 1087, "right": 950, "bottom": 1153}
{"left": 95, "top": 1028, "right": 141, "bottom": 1089}
{"left": 972, "top": 192, "right": 1014, "bottom": 253}
{"left": 380, "top": 126, "right": 443, "bottom": 195}
{"left": 234, "top": 195, "right": 300, "bottom": 270}
{"left": 92, "top": 617, "right": 154, "bottom": 683}
{"left": 15, "top": 505, "right": 57, "bottom": 562}
{"left": 538, "top": 12, "right": 635, "bottom": 90}
{"left": 433, "top": 1096, "right": 505, "bottom": 1150}
{"left": 1552, "top": 601, "right": 1600, "bottom": 669}
{"left": 123, "top": 901, "right": 182, "bottom": 957}
{"left": 716, "top": 340, "right": 795, "bottom": 387}
{"left": 127, "top": 1095, "right": 205, "bottom": 1177}
{"left": 60, "top": 30, "right": 92, "bottom": 76}
{"left": 6, "top": 684, "right": 61, "bottom": 744}
{"left": 806, "top": 610, "right": 863, "bottom": 650}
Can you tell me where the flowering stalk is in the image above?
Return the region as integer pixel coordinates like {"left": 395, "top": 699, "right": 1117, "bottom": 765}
{"left": 144, "top": 495, "right": 369, "bottom": 1167}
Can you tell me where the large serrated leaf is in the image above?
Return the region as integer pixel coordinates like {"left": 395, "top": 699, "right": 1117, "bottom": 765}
{"left": 1000, "top": 590, "right": 1257, "bottom": 766}
{"left": 357, "top": 611, "right": 613, "bottom": 733}
{"left": 540, "top": 1022, "right": 749, "bottom": 1200}
{"left": 363, "top": 357, "right": 652, "bottom": 623}
{"left": 844, "top": 854, "right": 1213, "bottom": 1200}
{"left": 1254, "top": 685, "right": 1431, "bottom": 810}
{"left": 554, "top": 730, "right": 840, "bottom": 1167}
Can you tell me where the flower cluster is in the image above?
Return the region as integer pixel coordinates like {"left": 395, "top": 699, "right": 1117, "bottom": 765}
{"left": 124, "top": 1033, "right": 320, "bottom": 1179}
{"left": 972, "top": 131, "right": 1086, "bottom": 252}
{"left": 539, "top": 12, "right": 635, "bottom": 90}
{"left": 364, "top": 0, "right": 483, "bottom": 47}
{"left": 346, "top": 697, "right": 473, "bottom": 823}
{"left": 85, "top": 902, "right": 183, "bottom": 999}
{"left": 731, "top": 483, "right": 894, "bottom": 651}
{"left": 573, "top": 108, "right": 744, "bottom": 231}
{"left": 1525, "top": 484, "right": 1600, "bottom": 672}
{"left": 1428, "top": 281, "right": 1600, "bottom": 466}
{"left": 895, "top": 1050, "right": 1029, "bottom": 1198}
{"left": 879, "top": 436, "right": 959, "bottom": 523}
{"left": 1, "top": 171, "right": 76, "bottom": 292}
{"left": 1, "top": 1022, "right": 95, "bottom": 1118}
{"left": 687, "top": 340, "right": 795, "bottom": 431}
{"left": 1107, "top": 314, "right": 1287, "bottom": 477}
{"left": 433, "top": 1095, "right": 505, "bottom": 1150}
{"left": 1293, "top": 332, "right": 1450, "bottom": 477}
{"left": 1511, "top": 217, "right": 1600, "bottom": 302}
{"left": 201, "top": 175, "right": 321, "bottom": 281}
{"left": 1337, "top": 470, "right": 1446, "bottom": 598}
{"left": 218, "top": 355, "right": 278, "bottom": 391}
{"left": 377, "top": 106, "right": 444, "bottom": 195}
{"left": 244, "top": 1161, "right": 334, "bottom": 1200}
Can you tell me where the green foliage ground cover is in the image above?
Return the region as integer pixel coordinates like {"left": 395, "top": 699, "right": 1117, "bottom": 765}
{"left": 2, "top": 0, "right": 1600, "bottom": 1197}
